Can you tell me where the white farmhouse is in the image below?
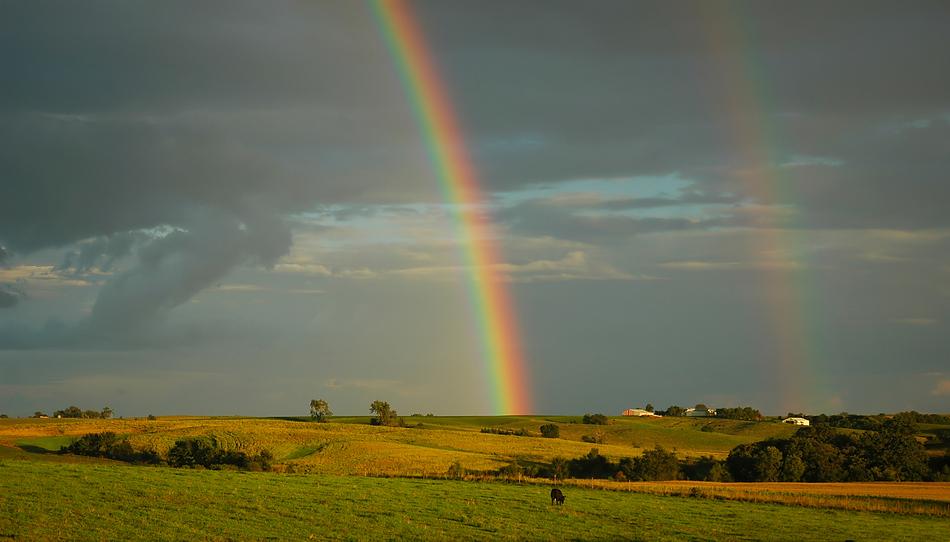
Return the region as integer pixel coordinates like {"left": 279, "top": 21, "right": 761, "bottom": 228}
{"left": 685, "top": 407, "right": 716, "bottom": 417}
{"left": 782, "top": 417, "right": 810, "bottom": 426}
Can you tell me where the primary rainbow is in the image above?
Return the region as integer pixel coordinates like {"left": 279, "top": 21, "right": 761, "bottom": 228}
{"left": 371, "top": 0, "right": 532, "bottom": 415}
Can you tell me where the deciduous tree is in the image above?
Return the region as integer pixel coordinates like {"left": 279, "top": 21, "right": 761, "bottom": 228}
{"left": 309, "top": 399, "right": 332, "bottom": 422}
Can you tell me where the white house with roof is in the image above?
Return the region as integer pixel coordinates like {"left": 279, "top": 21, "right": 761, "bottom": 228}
{"left": 685, "top": 407, "right": 716, "bottom": 417}
{"left": 782, "top": 417, "right": 810, "bottom": 426}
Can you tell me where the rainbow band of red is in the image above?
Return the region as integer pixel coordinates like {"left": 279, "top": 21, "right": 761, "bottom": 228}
{"left": 371, "top": 0, "right": 532, "bottom": 414}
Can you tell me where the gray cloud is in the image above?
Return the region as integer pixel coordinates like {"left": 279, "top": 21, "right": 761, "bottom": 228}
{"left": 499, "top": 197, "right": 734, "bottom": 243}
{"left": 0, "top": 289, "right": 17, "bottom": 308}
{"left": 1, "top": 1, "right": 949, "bottom": 416}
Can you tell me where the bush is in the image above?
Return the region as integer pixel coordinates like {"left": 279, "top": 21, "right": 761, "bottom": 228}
{"left": 539, "top": 424, "right": 560, "bottom": 438}
{"left": 498, "top": 463, "right": 524, "bottom": 479}
{"left": 481, "top": 427, "right": 529, "bottom": 437}
{"left": 447, "top": 461, "right": 465, "bottom": 479}
{"left": 582, "top": 413, "right": 609, "bottom": 425}
{"left": 582, "top": 431, "right": 605, "bottom": 444}
{"left": 62, "top": 432, "right": 161, "bottom": 464}
{"left": 166, "top": 437, "right": 272, "bottom": 471}
{"left": 569, "top": 448, "right": 615, "bottom": 478}
{"left": 620, "top": 445, "right": 680, "bottom": 481}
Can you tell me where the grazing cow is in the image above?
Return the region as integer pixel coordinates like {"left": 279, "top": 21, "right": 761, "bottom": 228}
{"left": 550, "top": 488, "right": 565, "bottom": 505}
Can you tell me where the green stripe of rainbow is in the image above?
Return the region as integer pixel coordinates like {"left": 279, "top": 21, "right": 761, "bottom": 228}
{"left": 371, "top": 0, "right": 532, "bottom": 415}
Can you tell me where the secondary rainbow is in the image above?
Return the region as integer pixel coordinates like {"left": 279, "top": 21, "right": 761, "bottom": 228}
{"left": 371, "top": 0, "right": 532, "bottom": 415}
{"left": 699, "top": 5, "right": 825, "bottom": 413}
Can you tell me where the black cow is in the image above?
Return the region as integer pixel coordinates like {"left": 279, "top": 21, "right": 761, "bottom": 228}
{"left": 550, "top": 488, "right": 565, "bottom": 505}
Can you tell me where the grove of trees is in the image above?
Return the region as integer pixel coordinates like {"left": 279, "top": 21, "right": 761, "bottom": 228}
{"left": 530, "top": 417, "right": 949, "bottom": 483}
{"left": 715, "top": 406, "right": 762, "bottom": 421}
{"left": 62, "top": 432, "right": 273, "bottom": 471}
{"left": 582, "top": 413, "right": 609, "bottom": 425}
{"left": 50, "top": 406, "right": 114, "bottom": 419}
{"left": 726, "top": 420, "right": 932, "bottom": 482}
{"left": 370, "top": 400, "right": 403, "bottom": 427}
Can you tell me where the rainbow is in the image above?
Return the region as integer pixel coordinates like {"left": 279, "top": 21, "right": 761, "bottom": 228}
{"left": 700, "top": 5, "right": 825, "bottom": 413}
{"left": 371, "top": 0, "right": 532, "bottom": 414}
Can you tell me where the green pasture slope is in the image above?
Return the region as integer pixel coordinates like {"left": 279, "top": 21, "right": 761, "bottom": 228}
{"left": 308, "top": 414, "right": 797, "bottom": 457}
{"left": 0, "top": 459, "right": 945, "bottom": 541}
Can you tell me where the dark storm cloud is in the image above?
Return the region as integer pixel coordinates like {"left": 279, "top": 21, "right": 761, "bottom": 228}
{"left": 2, "top": 0, "right": 949, "bottom": 350}
{"left": 413, "top": 0, "right": 950, "bottom": 231}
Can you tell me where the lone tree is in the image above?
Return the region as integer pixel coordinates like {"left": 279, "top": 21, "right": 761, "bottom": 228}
{"left": 645, "top": 403, "right": 654, "bottom": 413}
{"left": 370, "top": 400, "right": 398, "bottom": 426}
{"left": 309, "top": 399, "right": 332, "bottom": 422}
{"left": 101, "top": 406, "right": 113, "bottom": 419}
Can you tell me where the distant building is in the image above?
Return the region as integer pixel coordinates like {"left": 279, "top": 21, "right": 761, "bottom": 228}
{"left": 783, "top": 417, "right": 810, "bottom": 426}
{"left": 622, "top": 408, "right": 660, "bottom": 417}
{"left": 685, "top": 408, "right": 716, "bottom": 417}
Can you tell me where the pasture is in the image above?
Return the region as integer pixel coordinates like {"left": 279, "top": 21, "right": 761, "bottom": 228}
{"left": 0, "top": 415, "right": 795, "bottom": 477}
{"left": 1, "top": 458, "right": 947, "bottom": 541}
{"left": 2, "top": 415, "right": 948, "bottom": 540}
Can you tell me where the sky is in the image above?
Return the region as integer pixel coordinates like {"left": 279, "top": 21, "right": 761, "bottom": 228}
{"left": 1, "top": 0, "right": 949, "bottom": 417}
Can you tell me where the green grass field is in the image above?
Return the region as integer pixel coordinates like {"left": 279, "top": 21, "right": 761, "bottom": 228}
{"left": 1, "top": 458, "right": 946, "bottom": 541}
{"left": 2, "top": 415, "right": 948, "bottom": 540}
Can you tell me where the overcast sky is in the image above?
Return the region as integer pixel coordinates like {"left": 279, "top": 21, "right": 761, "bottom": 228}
{"left": 2, "top": 0, "right": 949, "bottom": 417}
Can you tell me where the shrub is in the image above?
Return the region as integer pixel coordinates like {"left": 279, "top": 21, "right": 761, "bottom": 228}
{"left": 582, "top": 431, "right": 605, "bottom": 444}
{"left": 540, "top": 424, "right": 560, "bottom": 438}
{"left": 499, "top": 463, "right": 524, "bottom": 479}
{"left": 166, "top": 437, "right": 272, "bottom": 471}
{"left": 550, "top": 457, "right": 570, "bottom": 480}
{"left": 582, "top": 413, "right": 609, "bottom": 425}
{"left": 480, "top": 427, "right": 529, "bottom": 437}
{"left": 569, "top": 448, "right": 615, "bottom": 478}
{"left": 447, "top": 461, "right": 465, "bottom": 479}
{"left": 620, "top": 445, "right": 680, "bottom": 481}
{"left": 62, "top": 432, "right": 161, "bottom": 464}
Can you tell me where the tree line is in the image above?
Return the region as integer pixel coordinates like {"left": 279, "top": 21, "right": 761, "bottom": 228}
{"left": 522, "top": 418, "right": 949, "bottom": 483}
{"left": 27, "top": 406, "right": 114, "bottom": 419}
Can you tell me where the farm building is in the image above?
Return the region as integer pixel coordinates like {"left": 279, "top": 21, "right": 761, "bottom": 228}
{"left": 622, "top": 408, "right": 660, "bottom": 417}
{"left": 685, "top": 407, "right": 716, "bottom": 417}
{"left": 782, "top": 417, "right": 810, "bottom": 426}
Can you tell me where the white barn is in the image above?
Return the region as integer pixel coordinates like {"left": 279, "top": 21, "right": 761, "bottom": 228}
{"left": 622, "top": 408, "right": 660, "bottom": 417}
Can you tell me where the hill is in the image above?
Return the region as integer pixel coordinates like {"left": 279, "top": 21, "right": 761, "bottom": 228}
{"left": 0, "top": 415, "right": 797, "bottom": 476}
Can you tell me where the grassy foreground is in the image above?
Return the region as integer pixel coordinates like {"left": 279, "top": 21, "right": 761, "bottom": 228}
{"left": 1, "top": 459, "right": 947, "bottom": 541}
